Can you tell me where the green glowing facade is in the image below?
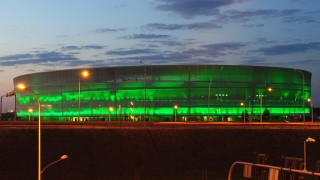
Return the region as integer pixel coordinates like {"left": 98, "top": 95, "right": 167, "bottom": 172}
{"left": 14, "top": 65, "right": 311, "bottom": 122}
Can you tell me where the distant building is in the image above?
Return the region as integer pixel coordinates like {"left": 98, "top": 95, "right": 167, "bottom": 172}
{"left": 13, "top": 65, "right": 311, "bottom": 122}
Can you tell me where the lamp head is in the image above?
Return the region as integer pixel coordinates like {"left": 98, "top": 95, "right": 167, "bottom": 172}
{"left": 267, "top": 87, "right": 272, "bottom": 92}
{"left": 61, "top": 155, "right": 68, "bottom": 160}
{"left": 17, "top": 83, "right": 27, "bottom": 90}
{"left": 306, "top": 137, "right": 315, "bottom": 142}
{"left": 174, "top": 105, "right": 178, "bottom": 109}
{"left": 81, "top": 70, "right": 89, "bottom": 78}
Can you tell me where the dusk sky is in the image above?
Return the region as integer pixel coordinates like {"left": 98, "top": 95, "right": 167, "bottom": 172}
{"left": 0, "top": 0, "right": 320, "bottom": 111}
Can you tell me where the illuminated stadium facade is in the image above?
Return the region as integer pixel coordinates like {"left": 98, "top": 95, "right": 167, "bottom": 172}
{"left": 14, "top": 65, "right": 311, "bottom": 122}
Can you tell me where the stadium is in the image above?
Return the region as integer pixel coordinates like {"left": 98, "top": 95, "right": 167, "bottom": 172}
{"left": 13, "top": 65, "right": 311, "bottom": 122}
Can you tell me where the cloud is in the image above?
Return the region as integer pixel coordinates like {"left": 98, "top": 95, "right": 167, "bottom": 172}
{"left": 137, "top": 52, "right": 192, "bottom": 61}
{"left": 282, "top": 15, "right": 317, "bottom": 24}
{"left": 239, "top": 57, "right": 319, "bottom": 66}
{"left": 122, "top": 34, "right": 171, "bottom": 39}
{"left": 94, "top": 28, "right": 127, "bottom": 33}
{"left": 143, "top": 22, "right": 222, "bottom": 31}
{"left": 185, "top": 42, "right": 247, "bottom": 57}
{"left": 218, "top": 9, "right": 300, "bottom": 23}
{"left": 255, "top": 42, "right": 320, "bottom": 55}
{"left": 243, "top": 24, "right": 264, "bottom": 28}
{"left": 61, "top": 46, "right": 82, "bottom": 51}
{"left": 289, "top": 0, "right": 318, "bottom": 2}
{"left": 83, "top": 45, "right": 106, "bottom": 50}
{"left": 0, "top": 51, "right": 109, "bottom": 67}
{"left": 253, "top": 38, "right": 277, "bottom": 45}
{"left": 155, "top": 0, "right": 251, "bottom": 18}
{"left": 106, "top": 42, "right": 245, "bottom": 63}
{"left": 144, "top": 39, "right": 192, "bottom": 47}
{"left": 240, "top": 56, "right": 267, "bottom": 65}
{"left": 110, "top": 52, "right": 225, "bottom": 65}
{"left": 240, "top": 58, "right": 320, "bottom": 66}
{"left": 0, "top": 54, "right": 34, "bottom": 60}
{"left": 107, "top": 48, "right": 159, "bottom": 56}
{"left": 61, "top": 45, "right": 106, "bottom": 51}
{"left": 56, "top": 35, "right": 68, "bottom": 38}
{"left": 0, "top": 51, "right": 78, "bottom": 66}
{"left": 63, "top": 59, "right": 109, "bottom": 67}
{"left": 240, "top": 59, "right": 267, "bottom": 65}
{"left": 276, "top": 59, "right": 320, "bottom": 65}
{"left": 110, "top": 52, "right": 193, "bottom": 63}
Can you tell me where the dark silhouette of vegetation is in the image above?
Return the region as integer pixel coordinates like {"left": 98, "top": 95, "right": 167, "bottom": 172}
{"left": 263, "top": 109, "right": 271, "bottom": 121}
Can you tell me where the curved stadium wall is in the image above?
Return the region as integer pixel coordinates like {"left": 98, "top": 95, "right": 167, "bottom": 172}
{"left": 13, "top": 65, "right": 311, "bottom": 122}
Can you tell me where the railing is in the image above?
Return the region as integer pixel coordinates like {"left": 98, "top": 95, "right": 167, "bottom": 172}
{"left": 228, "top": 161, "right": 320, "bottom": 180}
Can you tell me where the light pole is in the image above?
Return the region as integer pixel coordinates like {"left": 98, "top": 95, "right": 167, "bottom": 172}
{"left": 240, "top": 102, "right": 245, "bottom": 122}
{"left": 304, "top": 137, "right": 315, "bottom": 171}
{"left": 0, "top": 95, "right": 3, "bottom": 120}
{"left": 78, "top": 70, "right": 89, "bottom": 122}
{"left": 307, "top": 98, "right": 314, "bottom": 122}
{"left": 17, "top": 83, "right": 41, "bottom": 180}
{"left": 41, "top": 155, "right": 68, "bottom": 175}
{"left": 108, "top": 107, "right": 113, "bottom": 122}
{"left": 129, "top": 101, "right": 134, "bottom": 121}
{"left": 28, "top": 108, "right": 33, "bottom": 121}
{"left": 174, "top": 105, "right": 178, "bottom": 122}
{"left": 139, "top": 61, "right": 146, "bottom": 129}
{"left": 259, "top": 87, "right": 272, "bottom": 123}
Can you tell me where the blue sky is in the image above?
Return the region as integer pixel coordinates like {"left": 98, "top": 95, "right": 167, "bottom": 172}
{"left": 0, "top": 0, "right": 320, "bottom": 110}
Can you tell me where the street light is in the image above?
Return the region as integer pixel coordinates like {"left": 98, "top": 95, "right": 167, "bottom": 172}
{"left": 304, "top": 137, "right": 315, "bottom": 171}
{"left": 28, "top": 108, "right": 33, "bottom": 121}
{"left": 240, "top": 102, "right": 246, "bottom": 122}
{"left": 17, "top": 83, "right": 42, "bottom": 180}
{"left": 307, "top": 98, "right": 314, "bottom": 122}
{"left": 129, "top": 101, "right": 134, "bottom": 121}
{"left": 259, "top": 87, "right": 272, "bottom": 123}
{"left": 108, "top": 107, "right": 114, "bottom": 122}
{"left": 78, "top": 70, "right": 89, "bottom": 122}
{"left": 174, "top": 105, "right": 178, "bottom": 122}
{"left": 41, "top": 155, "right": 68, "bottom": 175}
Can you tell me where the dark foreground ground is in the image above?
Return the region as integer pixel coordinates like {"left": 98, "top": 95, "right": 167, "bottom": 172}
{"left": 1, "top": 122, "right": 320, "bottom": 179}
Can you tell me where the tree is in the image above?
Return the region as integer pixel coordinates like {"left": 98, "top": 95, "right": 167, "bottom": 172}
{"left": 262, "top": 109, "right": 271, "bottom": 121}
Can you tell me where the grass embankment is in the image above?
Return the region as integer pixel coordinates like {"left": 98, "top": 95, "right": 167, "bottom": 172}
{"left": 0, "top": 128, "right": 319, "bottom": 179}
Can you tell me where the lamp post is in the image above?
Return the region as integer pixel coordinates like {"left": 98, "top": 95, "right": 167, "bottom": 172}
{"left": 0, "top": 95, "right": 3, "bottom": 120}
{"left": 17, "top": 83, "right": 41, "bottom": 180}
{"left": 259, "top": 87, "right": 272, "bottom": 123}
{"left": 174, "top": 105, "right": 178, "bottom": 122}
{"left": 139, "top": 61, "right": 146, "bottom": 129}
{"left": 304, "top": 137, "right": 315, "bottom": 171}
{"left": 108, "top": 107, "right": 113, "bottom": 122}
{"left": 78, "top": 70, "right": 89, "bottom": 122}
{"left": 307, "top": 98, "right": 314, "bottom": 122}
{"left": 240, "top": 102, "right": 246, "bottom": 122}
{"left": 41, "top": 155, "right": 68, "bottom": 175}
{"left": 28, "top": 108, "right": 33, "bottom": 121}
